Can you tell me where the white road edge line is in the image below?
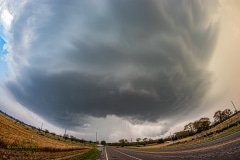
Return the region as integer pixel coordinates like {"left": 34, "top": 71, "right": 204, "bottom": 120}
{"left": 105, "top": 147, "right": 109, "bottom": 160}
{"left": 114, "top": 148, "right": 143, "bottom": 160}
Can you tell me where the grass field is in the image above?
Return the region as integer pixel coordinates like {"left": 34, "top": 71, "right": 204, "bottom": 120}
{"left": 0, "top": 112, "right": 94, "bottom": 159}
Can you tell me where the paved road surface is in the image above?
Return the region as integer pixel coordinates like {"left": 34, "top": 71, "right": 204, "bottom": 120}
{"left": 99, "top": 131, "right": 240, "bottom": 160}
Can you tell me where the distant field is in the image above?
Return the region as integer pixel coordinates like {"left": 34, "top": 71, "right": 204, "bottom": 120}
{"left": 0, "top": 112, "right": 93, "bottom": 159}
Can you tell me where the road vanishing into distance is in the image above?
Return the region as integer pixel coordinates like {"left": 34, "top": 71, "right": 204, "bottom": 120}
{"left": 98, "top": 131, "right": 240, "bottom": 160}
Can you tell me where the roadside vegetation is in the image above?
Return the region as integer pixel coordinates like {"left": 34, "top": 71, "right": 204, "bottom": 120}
{"left": 75, "top": 148, "right": 100, "bottom": 160}
{"left": 1, "top": 107, "right": 239, "bottom": 158}
{"left": 109, "top": 109, "right": 240, "bottom": 149}
{"left": 0, "top": 110, "right": 95, "bottom": 159}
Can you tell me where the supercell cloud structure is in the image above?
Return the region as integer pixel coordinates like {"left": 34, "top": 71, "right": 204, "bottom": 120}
{"left": 4, "top": 0, "right": 219, "bottom": 128}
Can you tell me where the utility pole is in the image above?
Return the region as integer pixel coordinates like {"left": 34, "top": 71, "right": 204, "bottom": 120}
{"left": 64, "top": 129, "right": 67, "bottom": 135}
{"left": 170, "top": 132, "right": 173, "bottom": 142}
{"left": 231, "top": 101, "right": 238, "bottom": 113}
{"left": 96, "top": 132, "right": 97, "bottom": 144}
{"left": 41, "top": 123, "right": 43, "bottom": 130}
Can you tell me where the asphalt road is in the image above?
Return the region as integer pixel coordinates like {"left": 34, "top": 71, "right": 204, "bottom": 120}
{"left": 99, "top": 131, "right": 240, "bottom": 160}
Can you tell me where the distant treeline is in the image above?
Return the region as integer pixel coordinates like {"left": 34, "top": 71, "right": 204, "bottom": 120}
{"left": 108, "top": 108, "right": 240, "bottom": 147}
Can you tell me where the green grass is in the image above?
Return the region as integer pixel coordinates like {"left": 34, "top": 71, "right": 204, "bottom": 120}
{"left": 75, "top": 148, "right": 100, "bottom": 160}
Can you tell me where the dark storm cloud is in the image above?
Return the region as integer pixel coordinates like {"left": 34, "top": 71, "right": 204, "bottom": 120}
{"left": 6, "top": 0, "right": 219, "bottom": 127}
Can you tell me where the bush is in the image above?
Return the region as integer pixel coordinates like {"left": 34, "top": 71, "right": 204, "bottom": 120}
{"left": 206, "top": 132, "right": 214, "bottom": 136}
{"left": 157, "top": 138, "right": 164, "bottom": 144}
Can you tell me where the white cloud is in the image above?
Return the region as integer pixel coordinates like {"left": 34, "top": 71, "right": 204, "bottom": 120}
{"left": 0, "top": 0, "right": 12, "bottom": 41}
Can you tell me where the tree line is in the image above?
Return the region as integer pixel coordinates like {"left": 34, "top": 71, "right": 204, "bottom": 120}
{"left": 108, "top": 108, "right": 239, "bottom": 147}
{"left": 166, "top": 108, "right": 235, "bottom": 141}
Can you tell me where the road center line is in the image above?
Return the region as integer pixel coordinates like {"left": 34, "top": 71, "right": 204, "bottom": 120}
{"left": 105, "top": 147, "right": 109, "bottom": 160}
{"left": 114, "top": 148, "right": 143, "bottom": 160}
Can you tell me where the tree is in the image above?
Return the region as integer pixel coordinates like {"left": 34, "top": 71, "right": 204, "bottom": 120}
{"left": 214, "top": 110, "right": 223, "bottom": 123}
{"left": 51, "top": 132, "right": 56, "bottom": 136}
{"left": 44, "top": 129, "right": 49, "bottom": 133}
{"left": 136, "top": 138, "right": 141, "bottom": 144}
{"left": 175, "top": 130, "right": 191, "bottom": 140}
{"left": 63, "top": 134, "right": 69, "bottom": 139}
{"left": 142, "top": 138, "right": 148, "bottom": 146}
{"left": 193, "top": 117, "right": 211, "bottom": 133}
{"left": 148, "top": 138, "right": 153, "bottom": 144}
{"left": 119, "top": 139, "right": 127, "bottom": 147}
{"left": 157, "top": 138, "right": 164, "bottom": 144}
{"left": 101, "top": 140, "right": 106, "bottom": 146}
{"left": 143, "top": 138, "right": 148, "bottom": 142}
{"left": 214, "top": 109, "right": 233, "bottom": 123}
{"left": 221, "top": 109, "right": 232, "bottom": 121}
{"left": 119, "top": 139, "right": 124, "bottom": 147}
{"left": 70, "top": 135, "right": 76, "bottom": 141}
{"left": 184, "top": 122, "right": 195, "bottom": 133}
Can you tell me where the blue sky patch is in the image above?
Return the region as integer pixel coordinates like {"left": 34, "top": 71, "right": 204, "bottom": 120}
{"left": 0, "top": 37, "right": 8, "bottom": 78}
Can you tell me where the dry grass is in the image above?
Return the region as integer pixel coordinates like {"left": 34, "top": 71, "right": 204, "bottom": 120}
{"left": 0, "top": 113, "right": 91, "bottom": 159}
{"left": 0, "top": 148, "right": 89, "bottom": 160}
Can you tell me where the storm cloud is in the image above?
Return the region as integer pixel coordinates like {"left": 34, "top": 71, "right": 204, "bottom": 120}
{"left": 5, "top": 0, "right": 219, "bottom": 128}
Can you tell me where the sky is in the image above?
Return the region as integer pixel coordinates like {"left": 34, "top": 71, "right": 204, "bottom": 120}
{"left": 0, "top": 0, "right": 239, "bottom": 142}
{"left": 0, "top": 37, "right": 7, "bottom": 78}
